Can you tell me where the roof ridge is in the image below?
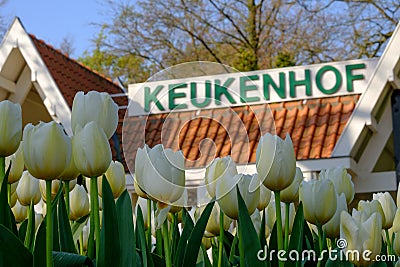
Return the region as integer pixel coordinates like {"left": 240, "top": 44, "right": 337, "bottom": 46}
{"left": 28, "top": 33, "right": 124, "bottom": 92}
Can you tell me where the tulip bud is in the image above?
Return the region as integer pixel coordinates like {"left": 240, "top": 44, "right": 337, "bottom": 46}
{"left": 265, "top": 200, "right": 295, "bottom": 235}
{"left": 10, "top": 181, "right": 18, "bottom": 207}
{"left": 195, "top": 203, "right": 232, "bottom": 237}
{"left": 256, "top": 133, "right": 296, "bottom": 191}
{"left": 71, "top": 91, "right": 118, "bottom": 139}
{"left": 72, "top": 121, "right": 112, "bottom": 178}
{"left": 170, "top": 189, "right": 188, "bottom": 214}
{"left": 299, "top": 179, "right": 337, "bottom": 225}
{"left": 202, "top": 237, "right": 212, "bottom": 250}
{"left": 34, "top": 212, "right": 43, "bottom": 233}
{"left": 257, "top": 182, "right": 271, "bottom": 211}
{"left": 0, "top": 100, "right": 22, "bottom": 157}
{"left": 39, "top": 180, "right": 61, "bottom": 202}
{"left": 23, "top": 121, "right": 71, "bottom": 180}
{"left": 82, "top": 225, "right": 89, "bottom": 251}
{"left": 322, "top": 193, "right": 347, "bottom": 238}
{"left": 98, "top": 161, "right": 126, "bottom": 199}
{"left": 5, "top": 143, "right": 24, "bottom": 184}
{"left": 340, "top": 210, "right": 382, "bottom": 266}
{"left": 205, "top": 156, "right": 237, "bottom": 198}
{"left": 251, "top": 209, "right": 262, "bottom": 235}
{"left": 69, "top": 185, "right": 90, "bottom": 221}
{"left": 12, "top": 200, "right": 28, "bottom": 222}
{"left": 319, "top": 167, "right": 355, "bottom": 204}
{"left": 280, "top": 167, "right": 303, "bottom": 203}
{"left": 358, "top": 199, "right": 386, "bottom": 228}
{"left": 392, "top": 209, "right": 400, "bottom": 233}
{"left": 16, "top": 171, "right": 41, "bottom": 206}
{"left": 216, "top": 173, "right": 260, "bottom": 220}
{"left": 135, "top": 144, "right": 185, "bottom": 205}
{"left": 373, "top": 192, "right": 396, "bottom": 229}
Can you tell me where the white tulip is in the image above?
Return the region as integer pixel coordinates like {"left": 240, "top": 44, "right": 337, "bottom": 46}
{"left": 98, "top": 161, "right": 126, "bottom": 199}
{"left": 12, "top": 200, "right": 28, "bottom": 222}
{"left": 299, "top": 178, "right": 337, "bottom": 225}
{"left": 280, "top": 167, "right": 303, "bottom": 203}
{"left": 257, "top": 182, "right": 271, "bottom": 211}
{"left": 205, "top": 156, "right": 237, "bottom": 198}
{"left": 256, "top": 133, "right": 296, "bottom": 191}
{"left": 322, "top": 193, "right": 347, "bottom": 238}
{"left": 23, "top": 121, "right": 71, "bottom": 180}
{"left": 0, "top": 100, "right": 22, "bottom": 157}
{"left": 319, "top": 167, "right": 354, "bottom": 204}
{"left": 71, "top": 91, "right": 118, "bottom": 139}
{"left": 135, "top": 144, "right": 185, "bottom": 204}
{"left": 69, "top": 185, "right": 90, "bottom": 221}
{"left": 5, "top": 143, "right": 24, "bottom": 184}
{"left": 340, "top": 210, "right": 382, "bottom": 266}
{"left": 16, "top": 171, "right": 41, "bottom": 206}
{"left": 373, "top": 192, "right": 396, "bottom": 229}
{"left": 216, "top": 173, "right": 260, "bottom": 220}
{"left": 72, "top": 122, "right": 112, "bottom": 178}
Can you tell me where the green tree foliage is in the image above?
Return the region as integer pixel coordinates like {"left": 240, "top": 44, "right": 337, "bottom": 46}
{"left": 80, "top": 0, "right": 400, "bottom": 85}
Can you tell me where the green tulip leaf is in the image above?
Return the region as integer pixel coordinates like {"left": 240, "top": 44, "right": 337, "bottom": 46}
{"left": 236, "top": 187, "right": 266, "bottom": 267}
{"left": 269, "top": 222, "right": 278, "bottom": 267}
{"left": 19, "top": 219, "right": 28, "bottom": 242}
{"left": 24, "top": 201, "right": 36, "bottom": 252}
{"left": 116, "top": 190, "right": 136, "bottom": 267}
{"left": 52, "top": 251, "right": 94, "bottom": 267}
{"left": 71, "top": 214, "right": 89, "bottom": 245}
{"left": 98, "top": 176, "right": 121, "bottom": 267}
{"left": 0, "top": 224, "right": 33, "bottom": 267}
{"left": 223, "top": 230, "right": 234, "bottom": 258}
{"left": 52, "top": 198, "right": 60, "bottom": 252}
{"left": 33, "top": 219, "right": 46, "bottom": 267}
{"left": 57, "top": 194, "right": 77, "bottom": 253}
{"left": 174, "top": 208, "right": 194, "bottom": 267}
{"left": 229, "top": 233, "right": 239, "bottom": 265}
{"left": 259, "top": 207, "right": 267, "bottom": 250}
{"left": 200, "top": 244, "right": 212, "bottom": 267}
{"left": 155, "top": 227, "right": 163, "bottom": 256}
{"left": 182, "top": 200, "right": 214, "bottom": 267}
{"left": 0, "top": 164, "right": 17, "bottom": 234}
{"left": 151, "top": 252, "right": 166, "bottom": 267}
{"left": 170, "top": 213, "right": 180, "bottom": 260}
{"left": 136, "top": 205, "right": 155, "bottom": 267}
{"left": 285, "top": 202, "right": 305, "bottom": 267}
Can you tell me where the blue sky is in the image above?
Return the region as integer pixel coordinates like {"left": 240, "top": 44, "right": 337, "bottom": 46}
{"left": 3, "top": 0, "right": 104, "bottom": 59}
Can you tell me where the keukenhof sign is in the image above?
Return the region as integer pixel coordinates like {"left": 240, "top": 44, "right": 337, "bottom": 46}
{"left": 128, "top": 58, "right": 378, "bottom": 116}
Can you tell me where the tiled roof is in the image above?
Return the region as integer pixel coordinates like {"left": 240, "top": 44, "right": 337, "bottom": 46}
{"left": 122, "top": 95, "right": 360, "bottom": 171}
{"left": 29, "top": 34, "right": 128, "bottom": 162}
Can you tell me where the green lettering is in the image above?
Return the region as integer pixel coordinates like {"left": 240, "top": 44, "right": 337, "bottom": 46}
{"left": 346, "top": 63, "right": 366, "bottom": 92}
{"left": 316, "top": 65, "right": 342, "bottom": 94}
{"left": 214, "top": 78, "right": 236, "bottom": 105}
{"left": 190, "top": 81, "right": 211, "bottom": 108}
{"left": 289, "top": 70, "right": 311, "bottom": 97}
{"left": 144, "top": 85, "right": 165, "bottom": 112}
{"left": 240, "top": 75, "right": 260, "bottom": 103}
{"left": 263, "top": 73, "right": 286, "bottom": 100}
{"left": 168, "top": 83, "right": 188, "bottom": 110}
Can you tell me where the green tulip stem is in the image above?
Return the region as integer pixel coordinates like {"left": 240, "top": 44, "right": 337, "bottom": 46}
{"left": 46, "top": 180, "right": 53, "bottom": 267}
{"left": 284, "top": 202, "right": 290, "bottom": 251}
{"left": 0, "top": 156, "right": 4, "bottom": 189}
{"left": 385, "top": 229, "right": 392, "bottom": 255}
{"left": 162, "top": 220, "right": 172, "bottom": 267}
{"left": 238, "top": 219, "right": 245, "bottom": 267}
{"left": 218, "top": 210, "right": 224, "bottom": 267}
{"left": 7, "top": 183, "right": 11, "bottom": 205}
{"left": 64, "top": 181, "right": 70, "bottom": 217}
{"left": 317, "top": 223, "right": 324, "bottom": 267}
{"left": 79, "top": 231, "right": 84, "bottom": 255}
{"left": 147, "top": 199, "right": 152, "bottom": 250}
{"left": 274, "top": 191, "right": 284, "bottom": 267}
{"left": 90, "top": 177, "right": 101, "bottom": 263}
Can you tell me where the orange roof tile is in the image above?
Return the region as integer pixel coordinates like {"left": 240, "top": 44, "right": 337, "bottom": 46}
{"left": 122, "top": 95, "right": 360, "bottom": 171}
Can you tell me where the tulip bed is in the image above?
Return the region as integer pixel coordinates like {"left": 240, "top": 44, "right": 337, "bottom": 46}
{"left": 1, "top": 92, "right": 400, "bottom": 267}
